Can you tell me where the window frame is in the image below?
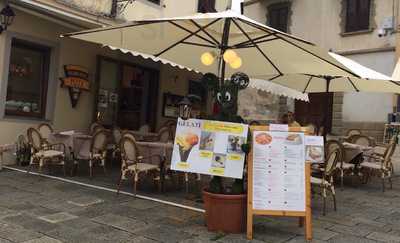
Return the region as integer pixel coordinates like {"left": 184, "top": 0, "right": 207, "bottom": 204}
{"left": 5, "top": 39, "right": 51, "bottom": 119}
{"left": 197, "top": 0, "right": 216, "bottom": 13}
{"left": 267, "top": 2, "right": 291, "bottom": 33}
{"left": 345, "top": 0, "right": 371, "bottom": 33}
{"left": 0, "top": 32, "right": 59, "bottom": 122}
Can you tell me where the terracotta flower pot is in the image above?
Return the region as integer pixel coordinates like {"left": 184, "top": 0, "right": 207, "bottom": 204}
{"left": 202, "top": 189, "right": 247, "bottom": 233}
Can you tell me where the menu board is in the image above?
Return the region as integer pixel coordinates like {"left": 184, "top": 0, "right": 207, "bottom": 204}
{"left": 252, "top": 131, "right": 306, "bottom": 211}
{"left": 171, "top": 118, "right": 248, "bottom": 179}
{"left": 305, "top": 136, "right": 325, "bottom": 164}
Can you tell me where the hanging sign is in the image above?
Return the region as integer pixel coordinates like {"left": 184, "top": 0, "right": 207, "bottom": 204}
{"left": 171, "top": 118, "right": 248, "bottom": 179}
{"left": 60, "top": 65, "right": 90, "bottom": 108}
{"left": 305, "top": 136, "right": 325, "bottom": 164}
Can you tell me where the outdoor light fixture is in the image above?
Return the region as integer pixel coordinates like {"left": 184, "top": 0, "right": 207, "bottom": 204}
{"left": 223, "top": 49, "right": 237, "bottom": 63}
{"left": 201, "top": 52, "right": 215, "bottom": 66}
{"left": 230, "top": 57, "right": 242, "bottom": 69}
{"left": 178, "top": 96, "right": 192, "bottom": 120}
{"left": 0, "top": 5, "right": 15, "bottom": 34}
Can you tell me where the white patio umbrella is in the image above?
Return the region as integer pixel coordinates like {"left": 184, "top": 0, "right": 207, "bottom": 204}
{"left": 61, "top": 9, "right": 358, "bottom": 83}
{"left": 258, "top": 52, "right": 400, "bottom": 93}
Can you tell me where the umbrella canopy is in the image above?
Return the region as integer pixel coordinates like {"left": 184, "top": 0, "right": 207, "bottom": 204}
{"left": 259, "top": 53, "right": 400, "bottom": 93}
{"left": 62, "top": 10, "right": 358, "bottom": 81}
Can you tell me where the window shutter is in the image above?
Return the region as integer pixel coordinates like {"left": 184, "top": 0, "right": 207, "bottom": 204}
{"left": 198, "top": 0, "right": 216, "bottom": 13}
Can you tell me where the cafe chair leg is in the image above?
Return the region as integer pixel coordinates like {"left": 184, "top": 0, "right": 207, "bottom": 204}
{"left": 89, "top": 160, "right": 93, "bottom": 178}
{"left": 117, "top": 172, "right": 123, "bottom": 195}
{"left": 340, "top": 169, "right": 344, "bottom": 191}
{"left": 133, "top": 173, "right": 139, "bottom": 196}
{"left": 382, "top": 173, "right": 386, "bottom": 192}
{"left": 322, "top": 187, "right": 327, "bottom": 216}
{"left": 331, "top": 186, "right": 337, "bottom": 211}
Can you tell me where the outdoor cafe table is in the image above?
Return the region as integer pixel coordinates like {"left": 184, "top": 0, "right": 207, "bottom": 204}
{"left": 49, "top": 131, "right": 92, "bottom": 160}
{"left": 342, "top": 142, "right": 374, "bottom": 165}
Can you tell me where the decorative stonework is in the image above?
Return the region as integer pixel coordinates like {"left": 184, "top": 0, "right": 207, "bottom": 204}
{"left": 339, "top": 0, "right": 377, "bottom": 35}
{"left": 331, "top": 92, "right": 344, "bottom": 135}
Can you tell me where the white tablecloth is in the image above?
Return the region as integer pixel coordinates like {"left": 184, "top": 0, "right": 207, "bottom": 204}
{"left": 49, "top": 132, "right": 92, "bottom": 159}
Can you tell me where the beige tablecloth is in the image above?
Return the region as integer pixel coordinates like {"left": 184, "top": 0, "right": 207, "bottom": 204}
{"left": 136, "top": 141, "right": 173, "bottom": 166}
{"left": 49, "top": 132, "right": 92, "bottom": 159}
{"left": 343, "top": 142, "right": 374, "bottom": 164}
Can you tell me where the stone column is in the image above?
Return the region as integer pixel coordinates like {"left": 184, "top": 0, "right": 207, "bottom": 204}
{"left": 331, "top": 92, "right": 344, "bottom": 135}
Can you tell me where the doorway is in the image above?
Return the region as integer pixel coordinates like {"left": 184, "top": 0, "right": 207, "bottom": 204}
{"left": 95, "top": 56, "right": 159, "bottom": 130}
{"left": 295, "top": 93, "right": 333, "bottom": 134}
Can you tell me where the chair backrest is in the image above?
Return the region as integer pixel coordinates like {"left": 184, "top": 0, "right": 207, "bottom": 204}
{"left": 120, "top": 136, "right": 139, "bottom": 166}
{"left": 347, "top": 129, "right": 361, "bottom": 137}
{"left": 90, "top": 130, "right": 108, "bottom": 153}
{"left": 139, "top": 125, "right": 150, "bottom": 133}
{"left": 383, "top": 137, "right": 397, "bottom": 167}
{"left": 325, "top": 140, "right": 344, "bottom": 159}
{"left": 38, "top": 123, "right": 53, "bottom": 140}
{"left": 112, "top": 128, "right": 122, "bottom": 144}
{"left": 351, "top": 135, "right": 372, "bottom": 147}
{"left": 27, "top": 127, "right": 43, "bottom": 151}
{"left": 158, "top": 126, "right": 171, "bottom": 142}
{"left": 306, "top": 123, "right": 317, "bottom": 135}
{"left": 121, "top": 131, "right": 136, "bottom": 141}
{"left": 318, "top": 126, "right": 325, "bottom": 136}
{"left": 324, "top": 148, "right": 341, "bottom": 177}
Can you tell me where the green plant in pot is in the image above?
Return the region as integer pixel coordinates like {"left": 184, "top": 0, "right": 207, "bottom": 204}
{"left": 201, "top": 72, "right": 250, "bottom": 233}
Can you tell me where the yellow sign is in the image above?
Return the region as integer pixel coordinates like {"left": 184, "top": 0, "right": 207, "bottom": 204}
{"left": 203, "top": 121, "right": 244, "bottom": 134}
{"left": 210, "top": 167, "right": 225, "bottom": 175}
{"left": 177, "top": 162, "right": 190, "bottom": 169}
{"left": 199, "top": 150, "right": 213, "bottom": 158}
{"left": 228, "top": 154, "right": 242, "bottom": 161}
{"left": 61, "top": 77, "right": 90, "bottom": 90}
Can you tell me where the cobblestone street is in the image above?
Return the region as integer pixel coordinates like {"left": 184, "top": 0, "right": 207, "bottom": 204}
{"left": 0, "top": 168, "right": 400, "bottom": 243}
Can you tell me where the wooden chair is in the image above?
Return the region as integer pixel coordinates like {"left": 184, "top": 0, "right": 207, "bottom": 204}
{"left": 361, "top": 137, "right": 396, "bottom": 192}
{"left": 90, "top": 123, "right": 104, "bottom": 135}
{"left": 109, "top": 127, "right": 122, "bottom": 160}
{"left": 15, "top": 134, "right": 29, "bottom": 166}
{"left": 138, "top": 124, "right": 150, "bottom": 133}
{"left": 157, "top": 126, "right": 172, "bottom": 142}
{"left": 311, "top": 148, "right": 340, "bottom": 215}
{"left": 117, "top": 136, "right": 162, "bottom": 195}
{"left": 37, "top": 123, "right": 53, "bottom": 143}
{"left": 326, "top": 140, "right": 354, "bottom": 190}
{"left": 27, "top": 127, "right": 66, "bottom": 175}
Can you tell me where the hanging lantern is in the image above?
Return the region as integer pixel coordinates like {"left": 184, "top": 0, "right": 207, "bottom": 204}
{"left": 230, "top": 57, "right": 242, "bottom": 69}
{"left": 0, "top": 5, "right": 15, "bottom": 34}
{"left": 223, "top": 49, "right": 237, "bottom": 63}
{"left": 201, "top": 52, "right": 215, "bottom": 66}
{"left": 178, "top": 96, "right": 192, "bottom": 120}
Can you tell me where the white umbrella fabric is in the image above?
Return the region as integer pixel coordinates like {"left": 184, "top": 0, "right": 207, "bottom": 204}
{"left": 61, "top": 10, "right": 358, "bottom": 81}
{"left": 258, "top": 53, "right": 400, "bottom": 93}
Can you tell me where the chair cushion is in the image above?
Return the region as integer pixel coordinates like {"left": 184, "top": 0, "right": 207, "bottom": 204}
{"left": 36, "top": 150, "right": 64, "bottom": 158}
{"left": 311, "top": 177, "right": 323, "bottom": 185}
{"left": 361, "top": 161, "right": 382, "bottom": 169}
{"left": 337, "top": 162, "right": 355, "bottom": 169}
{"left": 127, "top": 163, "right": 159, "bottom": 172}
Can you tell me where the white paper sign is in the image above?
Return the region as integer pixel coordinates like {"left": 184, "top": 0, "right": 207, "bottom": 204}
{"left": 252, "top": 131, "right": 306, "bottom": 212}
{"left": 270, "top": 124, "right": 289, "bottom": 132}
{"left": 171, "top": 118, "right": 248, "bottom": 179}
{"left": 305, "top": 136, "right": 325, "bottom": 164}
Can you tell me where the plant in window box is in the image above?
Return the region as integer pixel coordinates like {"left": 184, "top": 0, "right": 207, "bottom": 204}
{"left": 201, "top": 72, "right": 250, "bottom": 233}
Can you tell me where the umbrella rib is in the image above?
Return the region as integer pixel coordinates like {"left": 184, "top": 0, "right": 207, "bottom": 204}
{"left": 234, "top": 37, "right": 280, "bottom": 48}
{"left": 231, "top": 18, "right": 283, "bottom": 76}
{"left": 181, "top": 41, "right": 217, "bottom": 48}
{"left": 347, "top": 77, "right": 360, "bottom": 92}
{"left": 232, "top": 33, "right": 276, "bottom": 48}
{"left": 155, "top": 19, "right": 221, "bottom": 57}
{"left": 303, "top": 76, "right": 313, "bottom": 93}
{"left": 190, "top": 20, "right": 221, "bottom": 46}
{"left": 168, "top": 20, "right": 219, "bottom": 46}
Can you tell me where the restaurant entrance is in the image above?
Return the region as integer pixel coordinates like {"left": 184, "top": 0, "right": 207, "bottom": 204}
{"left": 96, "top": 56, "right": 159, "bottom": 130}
{"left": 295, "top": 93, "right": 333, "bottom": 134}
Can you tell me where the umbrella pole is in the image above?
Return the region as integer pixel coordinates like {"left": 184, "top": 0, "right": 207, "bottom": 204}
{"left": 218, "top": 18, "right": 232, "bottom": 86}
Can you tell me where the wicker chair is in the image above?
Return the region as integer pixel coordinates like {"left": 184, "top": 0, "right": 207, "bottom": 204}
{"left": 346, "top": 129, "right": 362, "bottom": 137}
{"left": 90, "top": 123, "right": 104, "bottom": 135}
{"left": 38, "top": 123, "right": 53, "bottom": 143}
{"left": 117, "top": 136, "right": 162, "bottom": 195}
{"left": 157, "top": 126, "right": 172, "bottom": 143}
{"left": 326, "top": 140, "right": 353, "bottom": 190}
{"left": 74, "top": 130, "right": 109, "bottom": 178}
{"left": 109, "top": 127, "right": 122, "bottom": 159}
{"left": 311, "top": 148, "right": 341, "bottom": 215}
{"left": 27, "top": 127, "right": 66, "bottom": 174}
{"left": 361, "top": 137, "right": 396, "bottom": 192}
{"left": 350, "top": 135, "right": 374, "bottom": 147}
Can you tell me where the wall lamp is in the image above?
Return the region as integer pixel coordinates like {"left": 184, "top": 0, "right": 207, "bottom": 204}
{"left": 0, "top": 5, "right": 15, "bottom": 34}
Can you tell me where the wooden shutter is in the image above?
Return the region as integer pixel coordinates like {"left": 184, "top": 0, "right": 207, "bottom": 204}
{"left": 198, "top": 0, "right": 216, "bottom": 13}
{"left": 268, "top": 3, "right": 289, "bottom": 32}
{"left": 345, "top": 0, "right": 370, "bottom": 32}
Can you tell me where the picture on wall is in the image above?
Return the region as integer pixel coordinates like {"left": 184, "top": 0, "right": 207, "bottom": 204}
{"left": 163, "top": 93, "right": 183, "bottom": 118}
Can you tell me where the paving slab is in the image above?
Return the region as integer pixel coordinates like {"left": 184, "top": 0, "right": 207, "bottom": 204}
{"left": 67, "top": 196, "right": 104, "bottom": 207}
{"left": 21, "top": 236, "right": 63, "bottom": 243}
{"left": 366, "top": 231, "right": 400, "bottom": 242}
{"left": 38, "top": 212, "right": 78, "bottom": 224}
{"left": 92, "top": 213, "right": 149, "bottom": 234}
{"left": 135, "top": 225, "right": 192, "bottom": 243}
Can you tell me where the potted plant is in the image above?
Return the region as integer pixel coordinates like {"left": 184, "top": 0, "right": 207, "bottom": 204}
{"left": 201, "top": 72, "right": 250, "bottom": 234}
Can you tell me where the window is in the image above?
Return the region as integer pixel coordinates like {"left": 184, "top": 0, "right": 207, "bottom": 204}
{"left": 5, "top": 39, "right": 51, "bottom": 118}
{"left": 267, "top": 3, "right": 290, "bottom": 32}
{"left": 147, "top": 0, "right": 161, "bottom": 5}
{"left": 345, "top": 0, "right": 371, "bottom": 32}
{"left": 198, "top": 0, "right": 216, "bottom": 13}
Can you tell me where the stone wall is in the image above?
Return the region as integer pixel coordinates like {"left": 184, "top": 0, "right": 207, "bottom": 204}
{"left": 342, "top": 121, "right": 386, "bottom": 142}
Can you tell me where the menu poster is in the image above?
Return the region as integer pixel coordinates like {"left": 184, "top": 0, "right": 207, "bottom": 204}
{"left": 305, "top": 136, "right": 325, "bottom": 164}
{"left": 252, "top": 131, "right": 306, "bottom": 212}
{"left": 171, "top": 118, "right": 248, "bottom": 179}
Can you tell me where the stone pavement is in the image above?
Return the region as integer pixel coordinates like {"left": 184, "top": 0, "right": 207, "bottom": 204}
{"left": 1, "top": 169, "right": 400, "bottom": 243}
